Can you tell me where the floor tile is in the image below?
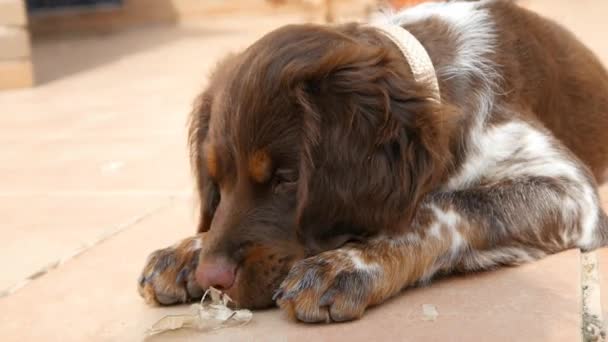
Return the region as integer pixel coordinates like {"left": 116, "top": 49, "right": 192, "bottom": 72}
{"left": 0, "top": 195, "right": 179, "bottom": 291}
{"left": 0, "top": 198, "right": 582, "bottom": 341}
{"left": 0, "top": 199, "right": 195, "bottom": 342}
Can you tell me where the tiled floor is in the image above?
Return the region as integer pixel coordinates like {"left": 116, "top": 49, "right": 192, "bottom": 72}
{"left": 0, "top": 1, "right": 607, "bottom": 341}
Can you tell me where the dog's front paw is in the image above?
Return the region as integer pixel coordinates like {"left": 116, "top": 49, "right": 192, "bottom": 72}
{"left": 275, "top": 249, "right": 378, "bottom": 323}
{"left": 138, "top": 236, "right": 204, "bottom": 305}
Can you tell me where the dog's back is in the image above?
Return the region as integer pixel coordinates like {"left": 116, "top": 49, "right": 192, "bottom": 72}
{"left": 490, "top": 0, "right": 608, "bottom": 181}
{"left": 393, "top": 0, "right": 608, "bottom": 181}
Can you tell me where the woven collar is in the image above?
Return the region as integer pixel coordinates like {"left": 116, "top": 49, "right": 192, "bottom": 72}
{"left": 370, "top": 23, "right": 441, "bottom": 101}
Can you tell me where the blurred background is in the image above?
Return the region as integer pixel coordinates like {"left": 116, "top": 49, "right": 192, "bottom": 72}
{"left": 1, "top": 0, "right": 421, "bottom": 90}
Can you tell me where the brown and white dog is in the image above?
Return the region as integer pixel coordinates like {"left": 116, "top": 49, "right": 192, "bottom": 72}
{"left": 138, "top": 0, "right": 608, "bottom": 323}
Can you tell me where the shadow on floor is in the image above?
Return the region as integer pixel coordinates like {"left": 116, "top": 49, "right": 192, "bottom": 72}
{"left": 30, "top": 24, "right": 241, "bottom": 85}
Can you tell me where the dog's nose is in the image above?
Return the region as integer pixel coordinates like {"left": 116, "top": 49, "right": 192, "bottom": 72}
{"left": 195, "top": 257, "right": 237, "bottom": 291}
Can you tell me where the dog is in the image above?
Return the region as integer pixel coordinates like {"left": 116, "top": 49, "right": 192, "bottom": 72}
{"left": 138, "top": 0, "right": 608, "bottom": 323}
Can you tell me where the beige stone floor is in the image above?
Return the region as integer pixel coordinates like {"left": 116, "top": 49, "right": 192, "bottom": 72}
{"left": 1, "top": 1, "right": 608, "bottom": 341}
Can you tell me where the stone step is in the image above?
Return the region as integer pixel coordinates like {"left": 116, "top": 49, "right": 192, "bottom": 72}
{"left": 0, "top": 0, "right": 27, "bottom": 26}
{"left": 0, "top": 59, "right": 33, "bottom": 90}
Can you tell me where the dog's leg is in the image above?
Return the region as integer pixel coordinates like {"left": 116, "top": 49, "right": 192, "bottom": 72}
{"left": 138, "top": 234, "right": 204, "bottom": 305}
{"left": 276, "top": 176, "right": 608, "bottom": 323}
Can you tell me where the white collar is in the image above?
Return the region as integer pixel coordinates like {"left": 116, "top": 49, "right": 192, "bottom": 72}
{"left": 370, "top": 23, "right": 441, "bottom": 101}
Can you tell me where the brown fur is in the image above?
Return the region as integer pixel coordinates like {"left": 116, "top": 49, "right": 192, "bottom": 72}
{"left": 248, "top": 150, "right": 273, "bottom": 183}
{"left": 488, "top": 2, "right": 608, "bottom": 179}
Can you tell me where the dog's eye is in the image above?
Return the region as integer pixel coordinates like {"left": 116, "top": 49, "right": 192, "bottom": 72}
{"left": 272, "top": 169, "right": 297, "bottom": 193}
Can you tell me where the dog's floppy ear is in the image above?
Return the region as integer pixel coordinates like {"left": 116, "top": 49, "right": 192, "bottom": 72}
{"left": 284, "top": 24, "right": 454, "bottom": 250}
{"left": 188, "top": 91, "right": 220, "bottom": 233}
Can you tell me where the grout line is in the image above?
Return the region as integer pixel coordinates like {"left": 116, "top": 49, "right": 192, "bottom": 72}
{"left": 0, "top": 198, "right": 178, "bottom": 298}
{"left": 581, "top": 251, "right": 606, "bottom": 342}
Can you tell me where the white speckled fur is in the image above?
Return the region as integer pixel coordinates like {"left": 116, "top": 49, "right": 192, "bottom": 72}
{"left": 375, "top": 0, "right": 499, "bottom": 124}
{"left": 378, "top": 1, "right": 600, "bottom": 256}
{"left": 345, "top": 249, "right": 380, "bottom": 273}
{"left": 446, "top": 119, "right": 598, "bottom": 249}
{"left": 191, "top": 237, "right": 203, "bottom": 251}
{"left": 378, "top": 1, "right": 599, "bottom": 250}
{"left": 429, "top": 205, "right": 463, "bottom": 253}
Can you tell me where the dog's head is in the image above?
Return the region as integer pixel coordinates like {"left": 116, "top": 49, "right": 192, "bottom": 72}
{"left": 190, "top": 23, "right": 452, "bottom": 308}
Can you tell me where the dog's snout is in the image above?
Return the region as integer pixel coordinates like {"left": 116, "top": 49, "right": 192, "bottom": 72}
{"left": 195, "top": 256, "right": 237, "bottom": 291}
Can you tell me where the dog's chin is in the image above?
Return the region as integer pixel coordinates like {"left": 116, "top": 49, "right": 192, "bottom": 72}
{"left": 229, "top": 285, "right": 281, "bottom": 310}
{"left": 235, "top": 292, "right": 277, "bottom": 310}
{"left": 226, "top": 265, "right": 289, "bottom": 310}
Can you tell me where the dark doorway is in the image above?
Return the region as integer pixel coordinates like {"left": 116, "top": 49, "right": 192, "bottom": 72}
{"left": 26, "top": 0, "right": 123, "bottom": 13}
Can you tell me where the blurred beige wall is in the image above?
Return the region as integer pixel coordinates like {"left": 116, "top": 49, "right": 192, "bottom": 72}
{"left": 0, "top": 0, "right": 33, "bottom": 90}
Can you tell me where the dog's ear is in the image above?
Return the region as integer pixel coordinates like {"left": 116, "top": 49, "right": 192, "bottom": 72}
{"left": 188, "top": 91, "right": 220, "bottom": 233}
{"left": 284, "top": 24, "right": 454, "bottom": 250}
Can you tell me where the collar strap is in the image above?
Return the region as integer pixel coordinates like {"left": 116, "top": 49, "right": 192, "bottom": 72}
{"left": 369, "top": 23, "right": 441, "bottom": 101}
